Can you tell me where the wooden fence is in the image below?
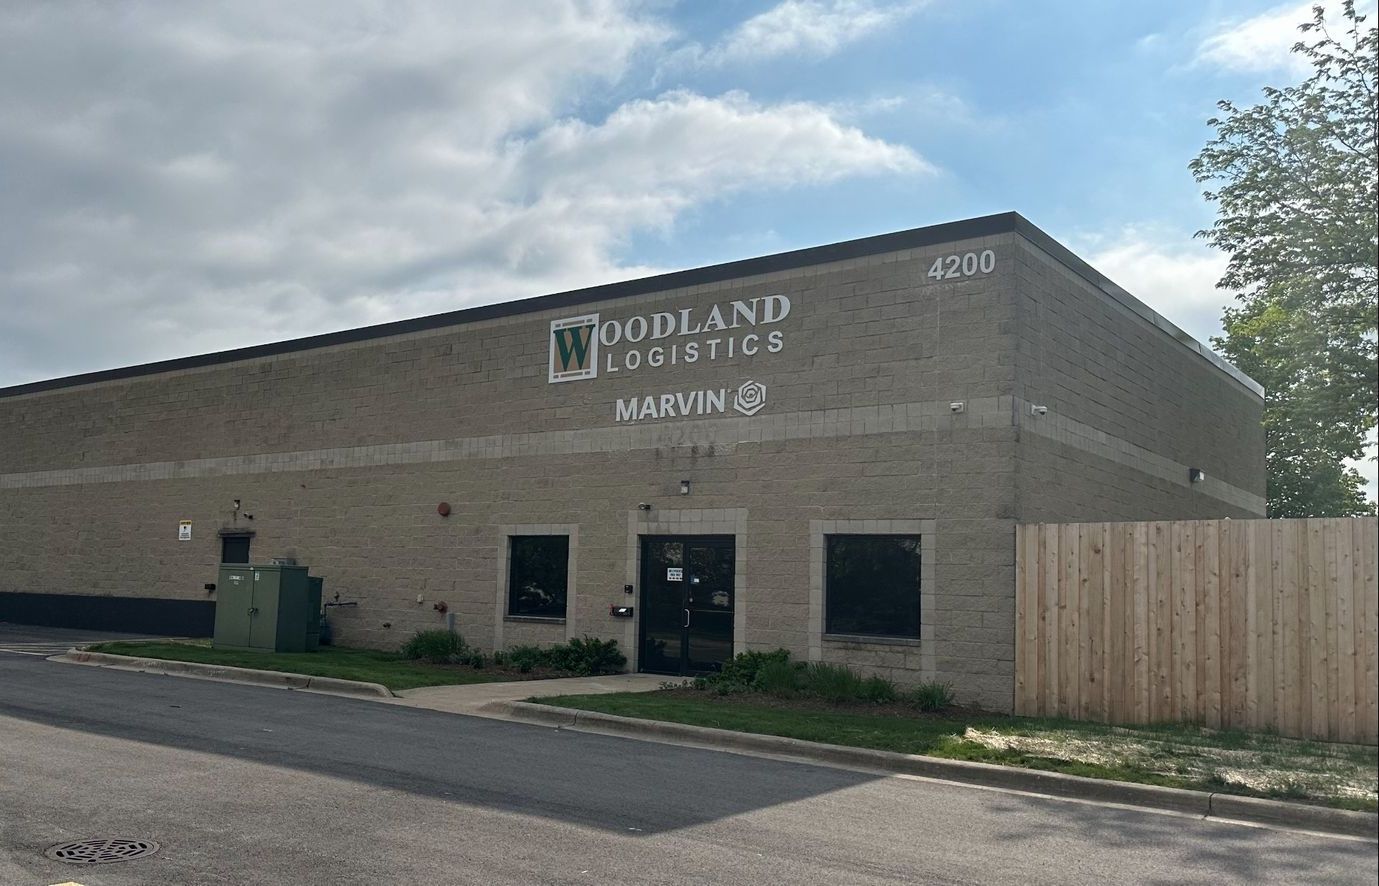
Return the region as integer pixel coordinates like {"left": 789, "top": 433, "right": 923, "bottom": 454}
{"left": 1014, "top": 517, "right": 1378, "bottom": 744}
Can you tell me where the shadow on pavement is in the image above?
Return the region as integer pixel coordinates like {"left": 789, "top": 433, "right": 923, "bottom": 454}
{"left": 2, "top": 654, "right": 880, "bottom": 836}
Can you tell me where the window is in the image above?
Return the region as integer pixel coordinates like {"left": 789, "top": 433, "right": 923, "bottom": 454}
{"left": 220, "top": 534, "right": 251, "bottom": 564}
{"left": 825, "top": 534, "right": 921, "bottom": 639}
{"left": 507, "top": 535, "right": 569, "bottom": 619}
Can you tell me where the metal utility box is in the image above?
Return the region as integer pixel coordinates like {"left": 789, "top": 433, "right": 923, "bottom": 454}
{"left": 305, "top": 576, "right": 324, "bottom": 651}
{"left": 214, "top": 564, "right": 312, "bottom": 652}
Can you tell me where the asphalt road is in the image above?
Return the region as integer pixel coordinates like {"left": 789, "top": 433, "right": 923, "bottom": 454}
{"left": 1, "top": 629, "right": 1375, "bottom": 885}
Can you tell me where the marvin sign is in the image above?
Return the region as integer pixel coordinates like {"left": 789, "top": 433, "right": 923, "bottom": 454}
{"left": 548, "top": 296, "right": 790, "bottom": 384}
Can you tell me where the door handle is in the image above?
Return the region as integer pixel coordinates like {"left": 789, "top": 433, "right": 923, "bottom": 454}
{"left": 682, "top": 608, "right": 690, "bottom": 628}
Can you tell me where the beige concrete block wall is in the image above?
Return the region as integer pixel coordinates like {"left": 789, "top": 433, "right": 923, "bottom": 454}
{"left": 1009, "top": 237, "right": 1266, "bottom": 524}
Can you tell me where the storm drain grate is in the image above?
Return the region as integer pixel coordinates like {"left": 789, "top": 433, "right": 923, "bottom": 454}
{"left": 45, "top": 838, "right": 160, "bottom": 864}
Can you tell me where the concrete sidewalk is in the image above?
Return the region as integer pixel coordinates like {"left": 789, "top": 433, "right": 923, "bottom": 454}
{"left": 383, "top": 672, "right": 668, "bottom": 715}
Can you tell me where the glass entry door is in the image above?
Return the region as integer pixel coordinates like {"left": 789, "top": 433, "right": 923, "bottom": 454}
{"left": 639, "top": 536, "right": 735, "bottom": 676}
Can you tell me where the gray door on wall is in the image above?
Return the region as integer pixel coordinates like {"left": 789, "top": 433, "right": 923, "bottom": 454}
{"left": 639, "top": 536, "right": 735, "bottom": 676}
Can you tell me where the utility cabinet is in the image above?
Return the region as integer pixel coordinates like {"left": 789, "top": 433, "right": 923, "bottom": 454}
{"left": 214, "top": 564, "right": 312, "bottom": 652}
{"left": 305, "top": 576, "right": 324, "bottom": 651}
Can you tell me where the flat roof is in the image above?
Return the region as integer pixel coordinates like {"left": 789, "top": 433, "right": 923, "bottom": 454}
{"left": 0, "top": 211, "right": 1262, "bottom": 399}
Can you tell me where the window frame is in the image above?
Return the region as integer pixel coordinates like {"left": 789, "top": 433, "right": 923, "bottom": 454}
{"left": 505, "top": 534, "right": 571, "bottom": 621}
{"left": 823, "top": 533, "right": 922, "bottom": 641}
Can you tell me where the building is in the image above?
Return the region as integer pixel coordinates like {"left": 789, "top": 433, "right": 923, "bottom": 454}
{"left": 0, "top": 212, "right": 1265, "bottom": 710}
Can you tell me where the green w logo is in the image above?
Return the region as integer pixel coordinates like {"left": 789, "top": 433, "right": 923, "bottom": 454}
{"left": 549, "top": 313, "right": 599, "bottom": 383}
{"left": 554, "top": 325, "right": 593, "bottom": 371}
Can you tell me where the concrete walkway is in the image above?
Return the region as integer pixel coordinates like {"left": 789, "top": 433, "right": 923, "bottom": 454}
{"left": 383, "top": 672, "right": 669, "bottom": 716}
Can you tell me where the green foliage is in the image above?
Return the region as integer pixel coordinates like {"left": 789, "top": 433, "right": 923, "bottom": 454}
{"left": 502, "top": 636, "right": 627, "bottom": 676}
{"left": 859, "top": 675, "right": 899, "bottom": 704}
{"left": 752, "top": 658, "right": 802, "bottom": 697}
{"left": 801, "top": 662, "right": 867, "bottom": 702}
{"left": 400, "top": 629, "right": 467, "bottom": 663}
{"left": 699, "top": 650, "right": 910, "bottom": 705}
{"left": 1191, "top": 2, "right": 1378, "bottom": 516}
{"left": 906, "top": 680, "right": 957, "bottom": 712}
{"left": 708, "top": 648, "right": 793, "bottom": 693}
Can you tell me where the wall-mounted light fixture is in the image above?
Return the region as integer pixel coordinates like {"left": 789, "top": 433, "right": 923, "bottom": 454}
{"left": 1188, "top": 467, "right": 1205, "bottom": 484}
{"left": 680, "top": 479, "right": 691, "bottom": 496}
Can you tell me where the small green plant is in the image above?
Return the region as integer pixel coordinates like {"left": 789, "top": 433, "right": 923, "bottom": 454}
{"left": 753, "top": 658, "right": 801, "bottom": 697}
{"left": 860, "top": 675, "right": 898, "bottom": 704}
{"left": 400, "top": 629, "right": 467, "bottom": 663}
{"left": 500, "top": 637, "right": 627, "bottom": 676}
{"left": 506, "top": 645, "right": 544, "bottom": 673}
{"left": 703, "top": 649, "right": 792, "bottom": 693}
{"left": 906, "top": 680, "right": 956, "bottom": 712}
{"left": 802, "top": 662, "right": 866, "bottom": 703}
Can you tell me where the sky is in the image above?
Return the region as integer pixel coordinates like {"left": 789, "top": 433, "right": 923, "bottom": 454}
{"left": 0, "top": 0, "right": 1373, "bottom": 491}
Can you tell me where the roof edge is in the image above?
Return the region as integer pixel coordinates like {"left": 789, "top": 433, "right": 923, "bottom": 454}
{"left": 0, "top": 211, "right": 1262, "bottom": 400}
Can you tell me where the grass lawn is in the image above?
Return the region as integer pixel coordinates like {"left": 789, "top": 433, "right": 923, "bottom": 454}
{"left": 86, "top": 640, "right": 511, "bottom": 692}
{"left": 534, "top": 690, "right": 1379, "bottom": 812}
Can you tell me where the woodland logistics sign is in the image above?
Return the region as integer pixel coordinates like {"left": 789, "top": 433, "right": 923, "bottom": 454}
{"left": 548, "top": 295, "right": 790, "bottom": 384}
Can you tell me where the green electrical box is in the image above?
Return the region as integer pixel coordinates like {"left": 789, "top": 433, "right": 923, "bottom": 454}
{"left": 305, "top": 576, "right": 324, "bottom": 652}
{"left": 214, "top": 564, "right": 313, "bottom": 653}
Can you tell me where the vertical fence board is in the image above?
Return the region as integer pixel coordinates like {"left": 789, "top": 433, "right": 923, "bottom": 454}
{"left": 1132, "top": 521, "right": 1150, "bottom": 724}
{"left": 1202, "top": 521, "right": 1222, "bottom": 729}
{"left": 1041, "top": 524, "right": 1059, "bottom": 718}
{"left": 1060, "top": 523, "right": 1080, "bottom": 719}
{"left": 1252, "top": 519, "right": 1275, "bottom": 733}
{"left": 1307, "top": 520, "right": 1327, "bottom": 739}
{"left": 1013, "top": 517, "right": 1377, "bottom": 743}
{"left": 1235, "top": 518, "right": 1257, "bottom": 723}
{"left": 1356, "top": 517, "right": 1378, "bottom": 744}
{"left": 1334, "top": 519, "right": 1356, "bottom": 742}
{"left": 1103, "top": 521, "right": 1125, "bottom": 723}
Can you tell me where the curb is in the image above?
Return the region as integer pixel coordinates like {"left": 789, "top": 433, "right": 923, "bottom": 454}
{"left": 502, "top": 701, "right": 1378, "bottom": 840}
{"left": 54, "top": 649, "right": 394, "bottom": 699}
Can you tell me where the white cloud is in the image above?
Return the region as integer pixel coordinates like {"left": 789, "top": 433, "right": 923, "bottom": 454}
{"left": 676, "top": 0, "right": 925, "bottom": 69}
{"left": 1080, "top": 228, "right": 1232, "bottom": 347}
{"left": 0, "top": 1, "right": 928, "bottom": 387}
{"left": 1194, "top": 1, "right": 1376, "bottom": 74}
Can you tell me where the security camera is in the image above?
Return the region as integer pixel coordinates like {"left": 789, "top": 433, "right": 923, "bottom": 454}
{"left": 1030, "top": 404, "right": 1048, "bottom": 416}
{"left": 232, "top": 499, "right": 241, "bottom": 511}
{"left": 637, "top": 502, "right": 652, "bottom": 511}
{"left": 949, "top": 401, "right": 965, "bottom": 413}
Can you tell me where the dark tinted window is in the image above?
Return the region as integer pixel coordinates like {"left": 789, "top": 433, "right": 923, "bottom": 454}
{"left": 825, "top": 535, "right": 920, "bottom": 638}
{"left": 508, "top": 536, "right": 569, "bottom": 618}
{"left": 220, "top": 535, "right": 251, "bottom": 564}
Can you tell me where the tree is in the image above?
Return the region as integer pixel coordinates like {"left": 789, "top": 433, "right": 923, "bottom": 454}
{"left": 1191, "top": 1, "right": 1378, "bottom": 517}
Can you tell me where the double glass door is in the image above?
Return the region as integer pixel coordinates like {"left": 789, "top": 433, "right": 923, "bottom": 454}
{"left": 639, "top": 537, "right": 735, "bottom": 676}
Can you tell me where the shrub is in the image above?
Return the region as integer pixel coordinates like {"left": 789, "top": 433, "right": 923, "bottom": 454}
{"left": 506, "top": 645, "right": 544, "bottom": 673}
{"left": 708, "top": 649, "right": 792, "bottom": 693}
{"left": 801, "top": 662, "right": 866, "bottom": 703}
{"left": 400, "top": 629, "right": 466, "bottom": 663}
{"left": 906, "top": 680, "right": 956, "bottom": 712}
{"left": 558, "top": 636, "right": 627, "bottom": 675}
{"left": 752, "top": 658, "right": 801, "bottom": 697}
{"left": 500, "top": 637, "right": 627, "bottom": 676}
{"left": 860, "top": 675, "right": 899, "bottom": 704}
